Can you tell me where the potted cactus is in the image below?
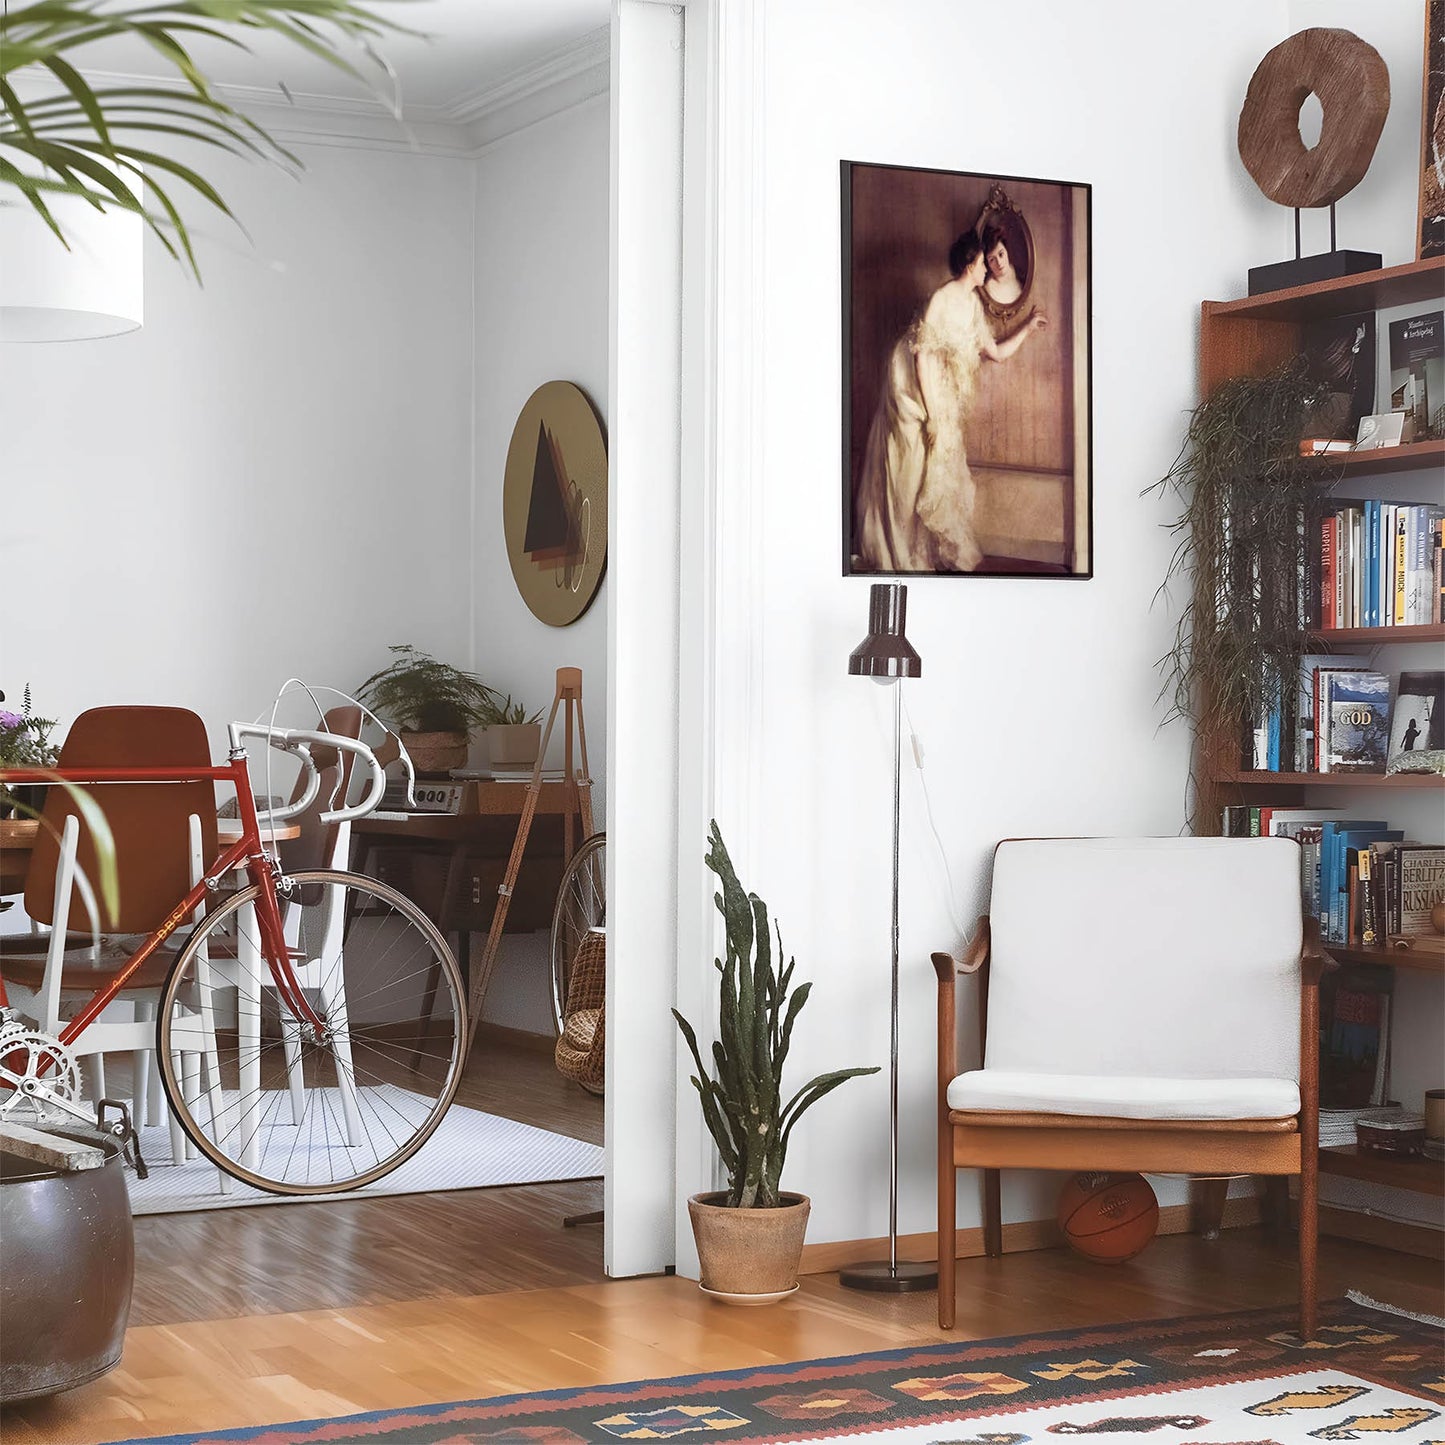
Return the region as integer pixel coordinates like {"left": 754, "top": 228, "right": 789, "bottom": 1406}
{"left": 673, "top": 822, "right": 878, "bottom": 1303}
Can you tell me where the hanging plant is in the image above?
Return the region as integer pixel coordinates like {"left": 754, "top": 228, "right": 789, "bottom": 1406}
{"left": 1146, "top": 359, "right": 1338, "bottom": 809}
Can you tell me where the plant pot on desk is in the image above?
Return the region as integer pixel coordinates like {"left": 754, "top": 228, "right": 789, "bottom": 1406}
{"left": 486, "top": 723, "right": 542, "bottom": 769}
{"left": 401, "top": 730, "right": 469, "bottom": 778}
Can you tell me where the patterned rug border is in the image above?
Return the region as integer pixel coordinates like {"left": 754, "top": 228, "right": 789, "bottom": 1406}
{"left": 102, "top": 1294, "right": 1443, "bottom": 1445}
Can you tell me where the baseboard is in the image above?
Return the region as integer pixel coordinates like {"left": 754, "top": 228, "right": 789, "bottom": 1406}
{"left": 797, "top": 1196, "right": 1262, "bottom": 1275}
{"left": 1316, "top": 1203, "right": 1445, "bottom": 1261}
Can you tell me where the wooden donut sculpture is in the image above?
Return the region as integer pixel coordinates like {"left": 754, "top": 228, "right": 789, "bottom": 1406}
{"left": 1238, "top": 28, "right": 1390, "bottom": 209}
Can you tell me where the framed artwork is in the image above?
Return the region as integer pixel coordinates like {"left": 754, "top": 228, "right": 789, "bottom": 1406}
{"left": 502, "top": 380, "right": 608, "bottom": 626}
{"left": 842, "top": 161, "right": 1092, "bottom": 578}
{"left": 1420, "top": 0, "right": 1445, "bottom": 259}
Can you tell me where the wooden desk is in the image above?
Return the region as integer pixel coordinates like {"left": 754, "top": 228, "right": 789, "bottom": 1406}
{"left": 351, "top": 780, "right": 588, "bottom": 986}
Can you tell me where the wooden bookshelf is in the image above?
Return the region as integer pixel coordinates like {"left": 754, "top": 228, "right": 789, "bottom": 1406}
{"left": 1319, "top": 1145, "right": 1445, "bottom": 1197}
{"left": 1193, "top": 263, "right": 1445, "bottom": 1230}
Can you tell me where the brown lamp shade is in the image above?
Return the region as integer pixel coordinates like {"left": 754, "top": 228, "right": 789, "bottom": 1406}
{"left": 848, "top": 583, "right": 921, "bottom": 680}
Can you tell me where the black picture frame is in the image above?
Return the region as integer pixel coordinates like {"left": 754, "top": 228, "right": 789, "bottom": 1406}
{"left": 841, "top": 160, "right": 1093, "bottom": 579}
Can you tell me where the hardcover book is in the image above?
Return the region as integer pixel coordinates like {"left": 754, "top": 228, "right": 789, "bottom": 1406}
{"left": 1386, "top": 670, "right": 1444, "bottom": 767}
{"left": 1388, "top": 311, "right": 1444, "bottom": 440}
{"left": 1322, "top": 671, "right": 1391, "bottom": 773}
{"left": 1396, "top": 844, "right": 1445, "bottom": 936}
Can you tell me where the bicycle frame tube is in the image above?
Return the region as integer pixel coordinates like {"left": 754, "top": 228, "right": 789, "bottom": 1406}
{"left": 0, "top": 755, "right": 327, "bottom": 1041}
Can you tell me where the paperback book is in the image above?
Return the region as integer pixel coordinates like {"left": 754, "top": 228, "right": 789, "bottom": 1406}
{"left": 1320, "top": 671, "right": 1391, "bottom": 773}
{"left": 1302, "top": 311, "right": 1376, "bottom": 440}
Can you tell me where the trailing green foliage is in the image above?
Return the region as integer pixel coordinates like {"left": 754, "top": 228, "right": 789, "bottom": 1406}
{"left": 672, "top": 821, "right": 878, "bottom": 1209}
{"left": 1146, "top": 359, "right": 1337, "bottom": 825}
{"left": 0, "top": 0, "right": 411, "bottom": 278}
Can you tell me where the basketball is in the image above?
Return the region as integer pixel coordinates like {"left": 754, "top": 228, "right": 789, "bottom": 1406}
{"left": 1056, "top": 1172, "right": 1158, "bottom": 1264}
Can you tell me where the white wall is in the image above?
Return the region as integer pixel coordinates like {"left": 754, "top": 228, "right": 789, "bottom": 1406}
{"left": 469, "top": 95, "right": 612, "bottom": 1033}
{"left": 0, "top": 143, "right": 475, "bottom": 742}
{"left": 689, "top": 0, "right": 1319, "bottom": 1249}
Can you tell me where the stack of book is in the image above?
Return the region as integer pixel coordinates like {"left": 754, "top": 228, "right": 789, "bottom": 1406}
{"left": 1319, "top": 1104, "right": 1402, "bottom": 1147}
{"left": 1314, "top": 501, "right": 1445, "bottom": 630}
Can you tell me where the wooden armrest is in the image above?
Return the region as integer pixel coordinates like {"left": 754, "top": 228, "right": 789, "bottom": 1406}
{"left": 1300, "top": 915, "right": 1331, "bottom": 987}
{"left": 932, "top": 916, "right": 990, "bottom": 982}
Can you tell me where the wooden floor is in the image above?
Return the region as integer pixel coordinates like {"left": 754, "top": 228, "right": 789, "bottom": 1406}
{"left": 5, "top": 1040, "right": 1444, "bottom": 1443}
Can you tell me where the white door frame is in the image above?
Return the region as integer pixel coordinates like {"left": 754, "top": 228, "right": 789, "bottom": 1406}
{"left": 606, "top": 0, "right": 765, "bottom": 1278}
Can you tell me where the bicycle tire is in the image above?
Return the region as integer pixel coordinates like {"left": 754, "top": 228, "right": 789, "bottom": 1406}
{"left": 156, "top": 868, "right": 467, "bottom": 1195}
{"left": 549, "top": 832, "right": 606, "bottom": 1036}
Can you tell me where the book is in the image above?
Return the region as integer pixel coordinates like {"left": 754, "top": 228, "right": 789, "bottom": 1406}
{"left": 1388, "top": 311, "right": 1443, "bottom": 440}
{"left": 1319, "top": 966, "right": 1393, "bottom": 1109}
{"left": 1321, "top": 671, "right": 1391, "bottom": 773}
{"left": 1303, "top": 311, "right": 1377, "bottom": 440}
{"left": 1386, "top": 670, "right": 1444, "bottom": 767}
{"left": 1299, "top": 438, "right": 1354, "bottom": 455}
{"left": 1396, "top": 844, "right": 1445, "bottom": 935}
{"left": 1405, "top": 505, "right": 1445, "bottom": 623}
{"left": 1296, "top": 653, "right": 1367, "bottom": 772}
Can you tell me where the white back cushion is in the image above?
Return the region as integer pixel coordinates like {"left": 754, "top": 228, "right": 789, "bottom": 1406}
{"left": 985, "top": 838, "right": 1302, "bottom": 1082}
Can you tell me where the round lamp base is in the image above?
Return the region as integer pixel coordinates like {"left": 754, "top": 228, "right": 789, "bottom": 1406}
{"left": 838, "top": 1259, "right": 938, "bottom": 1293}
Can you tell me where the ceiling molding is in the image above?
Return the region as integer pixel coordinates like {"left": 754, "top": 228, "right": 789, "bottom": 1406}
{"left": 19, "top": 27, "right": 612, "bottom": 157}
{"left": 444, "top": 25, "right": 610, "bottom": 127}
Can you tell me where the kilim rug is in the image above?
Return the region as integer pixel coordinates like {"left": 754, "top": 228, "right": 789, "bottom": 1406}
{"left": 103, "top": 1294, "right": 1442, "bottom": 1445}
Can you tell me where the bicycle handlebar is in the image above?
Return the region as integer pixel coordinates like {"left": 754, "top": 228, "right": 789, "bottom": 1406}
{"left": 226, "top": 723, "right": 395, "bottom": 825}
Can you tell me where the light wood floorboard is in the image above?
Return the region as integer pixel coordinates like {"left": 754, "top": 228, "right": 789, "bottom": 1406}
{"left": 5, "top": 1231, "right": 1442, "bottom": 1444}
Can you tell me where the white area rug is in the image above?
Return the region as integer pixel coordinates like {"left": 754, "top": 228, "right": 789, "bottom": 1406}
{"left": 125, "top": 1102, "right": 603, "bottom": 1215}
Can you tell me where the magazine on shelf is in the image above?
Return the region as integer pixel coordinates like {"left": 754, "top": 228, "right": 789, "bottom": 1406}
{"left": 1386, "top": 670, "right": 1444, "bottom": 767}
{"left": 1388, "top": 311, "right": 1443, "bottom": 441}
{"left": 1319, "top": 966, "right": 1394, "bottom": 1110}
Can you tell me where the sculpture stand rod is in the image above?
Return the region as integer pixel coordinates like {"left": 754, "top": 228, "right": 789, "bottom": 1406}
{"left": 838, "top": 679, "right": 936, "bottom": 1295}
{"left": 1293, "top": 206, "right": 1301, "bottom": 261}
{"left": 1329, "top": 201, "right": 1337, "bottom": 253}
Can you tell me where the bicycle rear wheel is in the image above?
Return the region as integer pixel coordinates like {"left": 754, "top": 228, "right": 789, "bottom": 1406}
{"left": 157, "top": 868, "right": 466, "bottom": 1194}
{"left": 550, "top": 832, "right": 606, "bottom": 1034}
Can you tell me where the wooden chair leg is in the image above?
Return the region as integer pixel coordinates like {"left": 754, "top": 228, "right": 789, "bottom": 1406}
{"left": 938, "top": 1135, "right": 956, "bottom": 1329}
{"left": 1191, "top": 1176, "right": 1230, "bottom": 1239}
{"left": 983, "top": 1168, "right": 1002, "bottom": 1258}
{"left": 1298, "top": 1159, "right": 1318, "bottom": 1340}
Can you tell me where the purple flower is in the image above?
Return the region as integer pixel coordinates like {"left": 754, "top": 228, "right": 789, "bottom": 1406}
{"left": 0, "top": 711, "right": 25, "bottom": 730}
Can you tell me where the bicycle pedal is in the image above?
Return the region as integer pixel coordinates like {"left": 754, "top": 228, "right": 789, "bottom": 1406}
{"left": 97, "top": 1098, "right": 148, "bottom": 1180}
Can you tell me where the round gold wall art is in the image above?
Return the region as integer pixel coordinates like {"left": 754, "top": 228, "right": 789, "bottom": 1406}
{"left": 502, "top": 381, "right": 608, "bottom": 627}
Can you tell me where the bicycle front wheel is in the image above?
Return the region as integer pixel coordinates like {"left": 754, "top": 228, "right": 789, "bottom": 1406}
{"left": 157, "top": 869, "right": 467, "bottom": 1194}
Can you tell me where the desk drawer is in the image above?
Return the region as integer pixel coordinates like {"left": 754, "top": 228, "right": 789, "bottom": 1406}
{"left": 358, "top": 844, "right": 563, "bottom": 936}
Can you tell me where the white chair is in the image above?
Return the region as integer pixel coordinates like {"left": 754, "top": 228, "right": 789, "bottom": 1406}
{"left": 933, "top": 836, "right": 1321, "bottom": 1338}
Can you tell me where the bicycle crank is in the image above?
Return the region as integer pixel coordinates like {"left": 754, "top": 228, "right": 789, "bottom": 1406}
{"left": 0, "top": 1025, "right": 91, "bottom": 1127}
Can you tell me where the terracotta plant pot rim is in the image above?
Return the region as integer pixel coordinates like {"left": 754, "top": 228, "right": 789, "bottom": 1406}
{"left": 688, "top": 1190, "right": 809, "bottom": 1211}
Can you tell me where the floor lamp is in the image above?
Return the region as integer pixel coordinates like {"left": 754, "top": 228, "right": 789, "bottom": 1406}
{"left": 840, "top": 582, "right": 937, "bottom": 1293}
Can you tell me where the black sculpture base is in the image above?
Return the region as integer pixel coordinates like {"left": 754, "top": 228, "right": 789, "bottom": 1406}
{"left": 1247, "top": 249, "right": 1382, "bottom": 296}
{"left": 838, "top": 1259, "right": 938, "bottom": 1292}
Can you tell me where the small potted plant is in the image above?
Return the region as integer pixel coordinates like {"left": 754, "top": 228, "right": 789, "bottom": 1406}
{"left": 0, "top": 686, "right": 59, "bottom": 820}
{"left": 673, "top": 822, "right": 878, "bottom": 1303}
{"left": 357, "top": 646, "right": 496, "bottom": 777}
{"left": 479, "top": 692, "right": 544, "bottom": 770}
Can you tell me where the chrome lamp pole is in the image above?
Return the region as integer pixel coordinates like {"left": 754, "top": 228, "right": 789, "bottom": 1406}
{"left": 839, "top": 582, "right": 937, "bottom": 1293}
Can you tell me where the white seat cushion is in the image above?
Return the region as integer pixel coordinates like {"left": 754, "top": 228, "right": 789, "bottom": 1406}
{"left": 947, "top": 1069, "right": 1300, "bottom": 1121}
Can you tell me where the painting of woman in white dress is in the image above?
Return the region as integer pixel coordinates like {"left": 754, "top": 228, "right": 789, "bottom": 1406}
{"left": 843, "top": 163, "right": 1093, "bottom": 578}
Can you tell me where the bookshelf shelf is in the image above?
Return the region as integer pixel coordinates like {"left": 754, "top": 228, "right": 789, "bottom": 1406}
{"left": 1319, "top": 1145, "right": 1445, "bottom": 1197}
{"left": 1205, "top": 256, "right": 1445, "bottom": 324}
{"left": 1307, "top": 623, "right": 1445, "bottom": 645}
{"left": 1213, "top": 770, "right": 1445, "bottom": 789}
{"left": 1320, "top": 439, "right": 1445, "bottom": 479}
{"left": 1323, "top": 943, "right": 1445, "bottom": 975}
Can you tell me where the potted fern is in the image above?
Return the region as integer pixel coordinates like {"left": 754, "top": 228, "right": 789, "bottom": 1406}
{"left": 673, "top": 822, "right": 878, "bottom": 1302}
{"left": 357, "top": 646, "right": 497, "bottom": 777}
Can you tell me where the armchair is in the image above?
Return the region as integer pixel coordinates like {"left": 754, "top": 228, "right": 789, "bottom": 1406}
{"left": 933, "top": 837, "right": 1322, "bottom": 1338}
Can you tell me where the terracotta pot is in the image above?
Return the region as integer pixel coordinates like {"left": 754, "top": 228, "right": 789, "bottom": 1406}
{"left": 486, "top": 723, "right": 542, "bottom": 769}
{"left": 401, "top": 730, "right": 469, "bottom": 778}
{"left": 687, "top": 1191, "right": 809, "bottom": 1301}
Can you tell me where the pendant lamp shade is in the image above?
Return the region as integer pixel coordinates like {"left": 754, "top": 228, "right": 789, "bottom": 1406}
{"left": 0, "top": 174, "right": 143, "bottom": 343}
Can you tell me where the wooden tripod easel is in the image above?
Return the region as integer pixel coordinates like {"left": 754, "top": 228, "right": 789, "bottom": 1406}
{"left": 465, "top": 667, "right": 594, "bottom": 1052}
